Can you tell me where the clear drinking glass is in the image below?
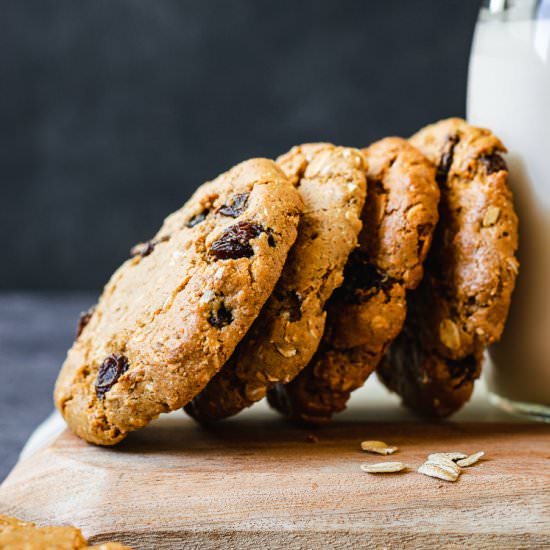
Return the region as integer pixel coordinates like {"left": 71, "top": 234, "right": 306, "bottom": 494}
{"left": 467, "top": 0, "right": 550, "bottom": 421}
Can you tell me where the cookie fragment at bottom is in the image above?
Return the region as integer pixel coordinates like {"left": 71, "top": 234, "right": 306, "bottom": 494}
{"left": 0, "top": 514, "right": 132, "bottom": 549}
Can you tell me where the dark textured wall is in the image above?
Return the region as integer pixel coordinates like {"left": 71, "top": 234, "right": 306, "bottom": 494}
{"left": 1, "top": 0, "right": 481, "bottom": 290}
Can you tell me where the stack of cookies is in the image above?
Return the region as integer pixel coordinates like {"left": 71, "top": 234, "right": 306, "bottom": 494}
{"left": 54, "top": 118, "right": 519, "bottom": 446}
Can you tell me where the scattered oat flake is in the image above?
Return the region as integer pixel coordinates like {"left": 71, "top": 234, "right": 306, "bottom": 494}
{"left": 306, "top": 434, "right": 319, "bottom": 444}
{"left": 456, "top": 451, "right": 485, "bottom": 468}
{"left": 418, "top": 462, "right": 459, "bottom": 482}
{"left": 428, "top": 452, "right": 467, "bottom": 462}
{"left": 360, "top": 461, "right": 406, "bottom": 473}
{"left": 424, "top": 458, "right": 460, "bottom": 476}
{"left": 361, "top": 440, "right": 398, "bottom": 455}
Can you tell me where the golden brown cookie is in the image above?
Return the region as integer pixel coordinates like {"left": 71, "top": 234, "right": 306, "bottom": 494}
{"left": 269, "top": 138, "right": 439, "bottom": 423}
{"left": 0, "top": 514, "right": 131, "bottom": 549}
{"left": 54, "top": 159, "right": 303, "bottom": 445}
{"left": 185, "top": 144, "right": 367, "bottom": 422}
{"left": 378, "top": 118, "right": 519, "bottom": 417}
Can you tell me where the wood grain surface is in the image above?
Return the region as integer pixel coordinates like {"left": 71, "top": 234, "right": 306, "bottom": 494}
{"left": 0, "top": 415, "right": 549, "bottom": 549}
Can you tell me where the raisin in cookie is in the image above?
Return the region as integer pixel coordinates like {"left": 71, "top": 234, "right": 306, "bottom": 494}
{"left": 54, "top": 158, "right": 303, "bottom": 445}
{"left": 185, "top": 144, "right": 367, "bottom": 422}
{"left": 269, "top": 138, "right": 439, "bottom": 422}
{"left": 0, "top": 514, "right": 131, "bottom": 549}
{"left": 378, "top": 118, "right": 519, "bottom": 417}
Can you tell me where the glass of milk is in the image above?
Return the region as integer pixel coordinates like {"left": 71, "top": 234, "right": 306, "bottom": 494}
{"left": 467, "top": 0, "right": 550, "bottom": 420}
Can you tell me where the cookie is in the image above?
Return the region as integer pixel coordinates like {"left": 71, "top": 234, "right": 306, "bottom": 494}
{"left": 185, "top": 144, "right": 367, "bottom": 422}
{"left": 54, "top": 159, "right": 303, "bottom": 445}
{"left": 269, "top": 138, "right": 439, "bottom": 422}
{"left": 0, "top": 514, "right": 131, "bottom": 549}
{"left": 378, "top": 118, "right": 519, "bottom": 417}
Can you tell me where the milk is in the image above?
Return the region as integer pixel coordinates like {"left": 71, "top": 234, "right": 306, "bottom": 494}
{"left": 467, "top": 14, "right": 550, "bottom": 413}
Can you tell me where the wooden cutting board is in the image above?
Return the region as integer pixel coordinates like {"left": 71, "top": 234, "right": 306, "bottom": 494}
{"left": 0, "top": 412, "right": 548, "bottom": 549}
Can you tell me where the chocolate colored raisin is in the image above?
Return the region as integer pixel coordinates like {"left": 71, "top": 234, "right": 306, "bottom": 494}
{"left": 208, "top": 302, "right": 233, "bottom": 328}
{"left": 95, "top": 353, "right": 130, "bottom": 399}
{"left": 480, "top": 153, "right": 507, "bottom": 174}
{"left": 130, "top": 236, "right": 169, "bottom": 258}
{"left": 339, "top": 250, "right": 393, "bottom": 304}
{"left": 76, "top": 306, "right": 95, "bottom": 337}
{"left": 186, "top": 209, "right": 210, "bottom": 228}
{"left": 448, "top": 354, "right": 479, "bottom": 389}
{"left": 436, "top": 134, "right": 459, "bottom": 185}
{"left": 267, "top": 229, "right": 276, "bottom": 247}
{"left": 217, "top": 193, "right": 249, "bottom": 217}
{"left": 131, "top": 241, "right": 155, "bottom": 258}
{"left": 285, "top": 290, "right": 303, "bottom": 322}
{"left": 210, "top": 221, "right": 265, "bottom": 260}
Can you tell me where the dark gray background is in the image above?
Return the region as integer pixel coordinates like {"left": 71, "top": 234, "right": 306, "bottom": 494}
{"left": 1, "top": 0, "right": 481, "bottom": 291}
{"left": 0, "top": 294, "right": 94, "bottom": 481}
